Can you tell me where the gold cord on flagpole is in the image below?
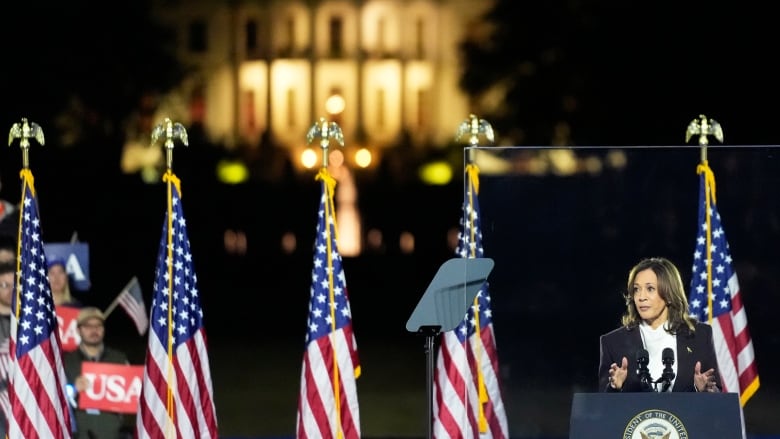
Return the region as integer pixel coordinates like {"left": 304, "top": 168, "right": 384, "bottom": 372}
{"left": 686, "top": 114, "right": 724, "bottom": 325}
{"left": 456, "top": 115, "right": 494, "bottom": 433}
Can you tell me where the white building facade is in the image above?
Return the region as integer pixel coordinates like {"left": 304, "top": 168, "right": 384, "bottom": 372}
{"left": 151, "top": 0, "right": 489, "bottom": 170}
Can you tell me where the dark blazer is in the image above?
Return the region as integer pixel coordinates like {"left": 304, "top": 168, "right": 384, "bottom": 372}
{"left": 598, "top": 322, "right": 721, "bottom": 392}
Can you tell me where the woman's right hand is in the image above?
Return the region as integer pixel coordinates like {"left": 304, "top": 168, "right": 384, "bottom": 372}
{"left": 608, "top": 357, "right": 629, "bottom": 390}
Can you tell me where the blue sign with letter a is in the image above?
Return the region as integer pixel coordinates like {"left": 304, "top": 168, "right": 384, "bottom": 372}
{"left": 44, "top": 242, "right": 90, "bottom": 291}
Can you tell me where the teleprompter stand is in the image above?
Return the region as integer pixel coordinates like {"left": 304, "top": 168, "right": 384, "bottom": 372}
{"left": 405, "top": 257, "right": 494, "bottom": 439}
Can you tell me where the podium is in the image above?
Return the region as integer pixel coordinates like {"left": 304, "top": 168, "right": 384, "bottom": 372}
{"left": 569, "top": 392, "right": 743, "bottom": 438}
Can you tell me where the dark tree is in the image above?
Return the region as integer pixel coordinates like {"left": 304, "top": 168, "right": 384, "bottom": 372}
{"left": 459, "top": 0, "right": 780, "bottom": 146}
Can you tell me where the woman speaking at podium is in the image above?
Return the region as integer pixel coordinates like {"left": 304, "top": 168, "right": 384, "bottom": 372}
{"left": 598, "top": 257, "right": 721, "bottom": 393}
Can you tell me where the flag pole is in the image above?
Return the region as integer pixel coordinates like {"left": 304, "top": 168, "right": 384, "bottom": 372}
{"left": 306, "top": 117, "right": 346, "bottom": 439}
{"left": 685, "top": 114, "right": 724, "bottom": 323}
{"left": 455, "top": 114, "right": 495, "bottom": 432}
{"left": 151, "top": 117, "right": 189, "bottom": 439}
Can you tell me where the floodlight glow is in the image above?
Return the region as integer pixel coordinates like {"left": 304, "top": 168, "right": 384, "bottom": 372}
{"left": 301, "top": 148, "right": 318, "bottom": 168}
{"left": 355, "top": 148, "right": 372, "bottom": 168}
{"left": 419, "top": 161, "right": 452, "bottom": 185}
{"left": 216, "top": 159, "right": 249, "bottom": 184}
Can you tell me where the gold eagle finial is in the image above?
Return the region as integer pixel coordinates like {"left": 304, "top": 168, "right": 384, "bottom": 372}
{"left": 151, "top": 118, "right": 189, "bottom": 171}
{"left": 306, "top": 117, "right": 344, "bottom": 168}
{"left": 8, "top": 118, "right": 45, "bottom": 168}
{"left": 685, "top": 114, "right": 723, "bottom": 146}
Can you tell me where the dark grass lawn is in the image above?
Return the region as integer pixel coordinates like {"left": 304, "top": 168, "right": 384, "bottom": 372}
{"left": 119, "top": 336, "right": 778, "bottom": 439}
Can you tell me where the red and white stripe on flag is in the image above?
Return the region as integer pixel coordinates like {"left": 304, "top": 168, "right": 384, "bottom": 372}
{"left": 296, "top": 325, "right": 361, "bottom": 439}
{"left": 136, "top": 327, "right": 216, "bottom": 438}
{"left": 712, "top": 274, "right": 760, "bottom": 404}
{"left": 8, "top": 317, "right": 72, "bottom": 439}
{"left": 434, "top": 324, "right": 508, "bottom": 439}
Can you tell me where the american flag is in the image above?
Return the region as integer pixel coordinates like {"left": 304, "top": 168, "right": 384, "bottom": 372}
{"left": 433, "top": 164, "right": 508, "bottom": 439}
{"left": 0, "top": 338, "right": 11, "bottom": 429}
{"left": 8, "top": 170, "right": 72, "bottom": 438}
{"left": 296, "top": 169, "right": 361, "bottom": 439}
{"left": 689, "top": 163, "right": 760, "bottom": 406}
{"left": 136, "top": 172, "right": 218, "bottom": 438}
{"left": 117, "top": 276, "right": 149, "bottom": 336}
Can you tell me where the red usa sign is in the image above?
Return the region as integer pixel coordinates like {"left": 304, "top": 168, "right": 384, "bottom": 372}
{"left": 79, "top": 362, "right": 144, "bottom": 414}
{"left": 56, "top": 306, "right": 81, "bottom": 352}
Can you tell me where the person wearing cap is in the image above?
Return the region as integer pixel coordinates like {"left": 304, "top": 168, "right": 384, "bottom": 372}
{"left": 0, "top": 261, "right": 14, "bottom": 437}
{"left": 63, "top": 306, "right": 130, "bottom": 439}
{"left": 48, "top": 257, "right": 81, "bottom": 308}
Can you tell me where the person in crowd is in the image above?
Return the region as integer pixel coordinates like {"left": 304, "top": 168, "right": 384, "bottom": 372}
{"left": 48, "top": 257, "right": 81, "bottom": 308}
{"left": 63, "top": 307, "right": 130, "bottom": 439}
{"left": 598, "top": 257, "right": 721, "bottom": 393}
{"left": 0, "top": 262, "right": 15, "bottom": 437}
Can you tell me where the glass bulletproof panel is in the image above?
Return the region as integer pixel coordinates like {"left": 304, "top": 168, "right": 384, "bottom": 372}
{"left": 458, "top": 144, "right": 779, "bottom": 435}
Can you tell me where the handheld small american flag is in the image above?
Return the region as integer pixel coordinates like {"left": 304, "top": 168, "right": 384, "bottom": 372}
{"left": 433, "top": 164, "right": 508, "bottom": 439}
{"left": 296, "top": 169, "right": 361, "bottom": 439}
{"left": 136, "top": 171, "right": 218, "bottom": 438}
{"left": 689, "top": 163, "right": 759, "bottom": 406}
{"left": 8, "top": 169, "right": 72, "bottom": 438}
{"left": 117, "top": 276, "right": 149, "bottom": 336}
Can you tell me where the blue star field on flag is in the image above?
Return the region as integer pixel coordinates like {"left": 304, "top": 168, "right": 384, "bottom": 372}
{"left": 305, "top": 187, "right": 352, "bottom": 344}
{"left": 14, "top": 185, "right": 59, "bottom": 356}
{"left": 452, "top": 185, "right": 493, "bottom": 343}
{"left": 689, "top": 183, "right": 734, "bottom": 320}
{"left": 151, "top": 185, "right": 204, "bottom": 347}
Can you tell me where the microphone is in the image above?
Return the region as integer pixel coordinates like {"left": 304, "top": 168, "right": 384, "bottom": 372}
{"left": 657, "top": 347, "right": 676, "bottom": 392}
{"left": 636, "top": 348, "right": 653, "bottom": 392}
